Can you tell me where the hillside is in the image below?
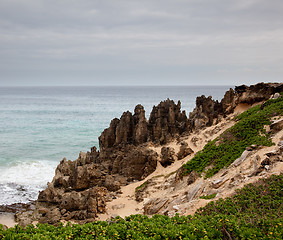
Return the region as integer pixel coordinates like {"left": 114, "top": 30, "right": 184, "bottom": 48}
{"left": 1, "top": 83, "right": 282, "bottom": 239}
{"left": 97, "top": 91, "right": 283, "bottom": 220}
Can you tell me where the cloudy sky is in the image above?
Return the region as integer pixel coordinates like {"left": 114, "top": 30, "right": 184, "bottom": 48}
{"left": 0, "top": 0, "right": 282, "bottom": 86}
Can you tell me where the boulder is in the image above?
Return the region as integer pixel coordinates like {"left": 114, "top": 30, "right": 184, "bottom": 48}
{"left": 36, "top": 186, "right": 107, "bottom": 224}
{"left": 177, "top": 142, "right": 194, "bottom": 160}
{"left": 144, "top": 197, "right": 169, "bottom": 215}
{"left": 160, "top": 147, "right": 176, "bottom": 167}
{"left": 231, "top": 150, "right": 252, "bottom": 167}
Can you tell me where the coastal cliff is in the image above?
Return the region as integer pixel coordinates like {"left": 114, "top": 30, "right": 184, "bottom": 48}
{"left": 16, "top": 82, "right": 283, "bottom": 226}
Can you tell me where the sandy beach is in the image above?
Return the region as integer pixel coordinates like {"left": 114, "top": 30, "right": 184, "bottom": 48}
{"left": 0, "top": 213, "right": 16, "bottom": 228}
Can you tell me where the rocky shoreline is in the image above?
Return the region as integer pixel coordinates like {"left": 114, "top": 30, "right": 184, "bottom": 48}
{"left": 1, "top": 82, "right": 282, "bottom": 227}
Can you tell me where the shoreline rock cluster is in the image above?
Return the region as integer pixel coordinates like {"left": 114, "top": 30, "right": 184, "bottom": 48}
{"left": 13, "top": 82, "right": 283, "bottom": 225}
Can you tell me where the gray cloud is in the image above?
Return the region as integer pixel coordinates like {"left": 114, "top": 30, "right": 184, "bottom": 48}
{"left": 0, "top": 0, "right": 282, "bottom": 86}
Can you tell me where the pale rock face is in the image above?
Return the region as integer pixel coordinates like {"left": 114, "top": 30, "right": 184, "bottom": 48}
{"left": 232, "top": 150, "right": 252, "bottom": 167}
{"left": 144, "top": 198, "right": 169, "bottom": 215}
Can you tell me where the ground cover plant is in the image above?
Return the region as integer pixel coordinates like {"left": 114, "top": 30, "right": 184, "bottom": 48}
{"left": 182, "top": 95, "right": 283, "bottom": 178}
{"left": 0, "top": 174, "right": 282, "bottom": 239}
{"left": 199, "top": 193, "right": 217, "bottom": 200}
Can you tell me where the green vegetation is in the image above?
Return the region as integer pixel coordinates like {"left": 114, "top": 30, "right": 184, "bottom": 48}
{"left": 1, "top": 174, "right": 282, "bottom": 239}
{"left": 182, "top": 95, "right": 283, "bottom": 178}
{"left": 199, "top": 193, "right": 217, "bottom": 200}
{"left": 135, "top": 180, "right": 149, "bottom": 192}
{"left": 196, "top": 174, "right": 283, "bottom": 239}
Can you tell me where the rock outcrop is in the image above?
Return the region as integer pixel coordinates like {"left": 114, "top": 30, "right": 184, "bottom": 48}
{"left": 148, "top": 99, "right": 189, "bottom": 144}
{"left": 189, "top": 82, "right": 283, "bottom": 129}
{"left": 99, "top": 99, "right": 189, "bottom": 148}
{"left": 20, "top": 82, "right": 282, "bottom": 225}
{"left": 31, "top": 100, "right": 187, "bottom": 224}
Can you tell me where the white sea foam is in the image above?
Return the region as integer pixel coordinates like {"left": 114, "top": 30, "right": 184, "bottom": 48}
{"left": 0, "top": 160, "right": 58, "bottom": 205}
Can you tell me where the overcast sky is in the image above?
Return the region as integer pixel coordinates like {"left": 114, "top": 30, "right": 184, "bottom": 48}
{"left": 0, "top": 0, "right": 282, "bottom": 86}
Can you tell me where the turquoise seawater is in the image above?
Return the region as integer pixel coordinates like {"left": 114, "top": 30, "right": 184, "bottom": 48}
{"left": 0, "top": 86, "right": 230, "bottom": 205}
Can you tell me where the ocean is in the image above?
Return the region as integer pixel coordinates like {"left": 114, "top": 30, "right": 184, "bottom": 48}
{"left": 0, "top": 86, "right": 230, "bottom": 205}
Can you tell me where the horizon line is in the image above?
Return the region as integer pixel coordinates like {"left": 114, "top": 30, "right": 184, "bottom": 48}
{"left": 0, "top": 84, "right": 235, "bottom": 88}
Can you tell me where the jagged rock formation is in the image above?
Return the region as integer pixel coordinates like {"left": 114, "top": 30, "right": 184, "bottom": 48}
{"left": 30, "top": 100, "right": 186, "bottom": 224}
{"left": 148, "top": 99, "right": 188, "bottom": 144}
{"left": 20, "top": 82, "right": 282, "bottom": 225}
{"left": 99, "top": 100, "right": 189, "bottom": 149}
{"left": 189, "top": 82, "right": 283, "bottom": 129}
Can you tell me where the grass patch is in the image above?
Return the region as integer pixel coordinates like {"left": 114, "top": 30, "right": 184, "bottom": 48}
{"left": 182, "top": 95, "right": 283, "bottom": 178}
{"left": 200, "top": 193, "right": 217, "bottom": 200}
{"left": 135, "top": 180, "right": 148, "bottom": 192}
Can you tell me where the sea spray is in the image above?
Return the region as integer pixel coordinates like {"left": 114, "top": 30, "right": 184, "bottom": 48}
{"left": 0, "top": 160, "right": 58, "bottom": 205}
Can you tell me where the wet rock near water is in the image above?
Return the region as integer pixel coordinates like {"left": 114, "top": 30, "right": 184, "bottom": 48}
{"left": 34, "top": 186, "right": 108, "bottom": 225}
{"left": 0, "top": 202, "right": 35, "bottom": 213}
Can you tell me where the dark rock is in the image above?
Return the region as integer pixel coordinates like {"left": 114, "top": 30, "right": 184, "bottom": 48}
{"left": 148, "top": 99, "right": 189, "bottom": 144}
{"left": 160, "top": 147, "right": 176, "bottom": 167}
{"left": 111, "top": 147, "right": 158, "bottom": 180}
{"left": 261, "top": 158, "right": 270, "bottom": 166}
{"left": 235, "top": 82, "right": 283, "bottom": 105}
{"left": 189, "top": 82, "right": 283, "bottom": 131}
{"left": 177, "top": 142, "right": 194, "bottom": 160}
{"left": 36, "top": 186, "right": 107, "bottom": 224}
{"left": 133, "top": 105, "right": 148, "bottom": 145}
{"left": 220, "top": 88, "right": 237, "bottom": 114}
{"left": 104, "top": 175, "right": 120, "bottom": 192}
{"left": 0, "top": 202, "right": 35, "bottom": 213}
{"left": 189, "top": 95, "right": 223, "bottom": 129}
